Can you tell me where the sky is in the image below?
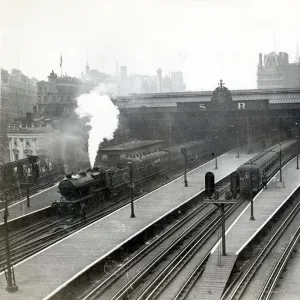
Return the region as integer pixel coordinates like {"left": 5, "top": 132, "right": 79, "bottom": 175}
{"left": 1, "top": 0, "right": 300, "bottom": 91}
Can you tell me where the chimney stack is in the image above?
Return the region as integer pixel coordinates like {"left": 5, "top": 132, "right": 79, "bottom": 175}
{"left": 259, "top": 53, "right": 263, "bottom": 67}
{"left": 157, "top": 68, "right": 162, "bottom": 93}
{"left": 120, "top": 66, "right": 127, "bottom": 79}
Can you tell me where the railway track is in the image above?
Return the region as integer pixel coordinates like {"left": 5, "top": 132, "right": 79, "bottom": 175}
{"left": 0, "top": 154, "right": 219, "bottom": 272}
{"left": 221, "top": 200, "right": 300, "bottom": 300}
{"left": 134, "top": 202, "right": 240, "bottom": 300}
{"left": 257, "top": 226, "right": 300, "bottom": 300}
{"left": 81, "top": 187, "right": 239, "bottom": 300}
{"left": 0, "top": 148, "right": 231, "bottom": 282}
{"left": 1, "top": 169, "right": 64, "bottom": 208}
{"left": 0, "top": 193, "right": 135, "bottom": 272}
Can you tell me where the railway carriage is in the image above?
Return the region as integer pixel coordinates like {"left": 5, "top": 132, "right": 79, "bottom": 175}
{"left": 238, "top": 139, "right": 299, "bottom": 195}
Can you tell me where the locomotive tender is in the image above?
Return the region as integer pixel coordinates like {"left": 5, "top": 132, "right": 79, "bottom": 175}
{"left": 237, "top": 139, "right": 299, "bottom": 195}
{"left": 53, "top": 139, "right": 213, "bottom": 217}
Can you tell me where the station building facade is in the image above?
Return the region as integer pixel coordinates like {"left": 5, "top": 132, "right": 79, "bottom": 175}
{"left": 113, "top": 83, "right": 300, "bottom": 148}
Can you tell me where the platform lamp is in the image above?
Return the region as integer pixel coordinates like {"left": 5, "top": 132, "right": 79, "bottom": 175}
{"left": 279, "top": 143, "right": 282, "bottom": 182}
{"left": 250, "top": 159, "right": 255, "bottom": 221}
{"left": 0, "top": 191, "right": 18, "bottom": 293}
{"left": 236, "top": 130, "right": 240, "bottom": 158}
{"left": 230, "top": 125, "right": 239, "bottom": 158}
{"left": 20, "top": 155, "right": 39, "bottom": 207}
{"left": 214, "top": 136, "right": 219, "bottom": 169}
{"left": 127, "top": 162, "right": 136, "bottom": 218}
{"left": 180, "top": 147, "right": 188, "bottom": 187}
{"left": 296, "top": 124, "right": 299, "bottom": 170}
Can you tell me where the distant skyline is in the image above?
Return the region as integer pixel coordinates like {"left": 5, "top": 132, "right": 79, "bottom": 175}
{"left": 1, "top": 0, "right": 300, "bottom": 91}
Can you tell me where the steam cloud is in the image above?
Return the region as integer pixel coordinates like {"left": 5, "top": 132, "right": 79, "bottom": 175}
{"left": 44, "top": 120, "right": 90, "bottom": 174}
{"left": 75, "top": 89, "right": 120, "bottom": 168}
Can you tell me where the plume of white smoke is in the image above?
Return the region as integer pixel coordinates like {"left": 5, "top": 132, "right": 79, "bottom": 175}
{"left": 75, "top": 87, "right": 120, "bottom": 168}
{"left": 43, "top": 117, "right": 90, "bottom": 173}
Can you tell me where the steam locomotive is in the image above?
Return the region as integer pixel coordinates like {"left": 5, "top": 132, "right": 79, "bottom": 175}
{"left": 237, "top": 139, "right": 299, "bottom": 195}
{"left": 53, "top": 139, "right": 213, "bottom": 217}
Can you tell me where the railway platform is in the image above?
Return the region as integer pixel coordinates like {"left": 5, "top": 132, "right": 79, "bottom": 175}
{"left": 189, "top": 155, "right": 300, "bottom": 300}
{"left": 0, "top": 184, "right": 59, "bottom": 225}
{"left": 0, "top": 147, "right": 260, "bottom": 300}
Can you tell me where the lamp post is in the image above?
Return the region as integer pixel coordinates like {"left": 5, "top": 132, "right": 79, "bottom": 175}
{"left": 230, "top": 125, "right": 239, "bottom": 158}
{"left": 214, "top": 136, "right": 219, "bottom": 169}
{"left": 250, "top": 159, "right": 255, "bottom": 221}
{"left": 279, "top": 143, "right": 282, "bottom": 182}
{"left": 0, "top": 191, "right": 18, "bottom": 293}
{"left": 180, "top": 147, "right": 188, "bottom": 187}
{"left": 128, "top": 162, "right": 135, "bottom": 218}
{"left": 20, "top": 182, "right": 32, "bottom": 207}
{"left": 236, "top": 130, "right": 240, "bottom": 158}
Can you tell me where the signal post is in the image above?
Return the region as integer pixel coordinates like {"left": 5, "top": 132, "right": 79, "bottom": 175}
{"left": 204, "top": 172, "right": 239, "bottom": 257}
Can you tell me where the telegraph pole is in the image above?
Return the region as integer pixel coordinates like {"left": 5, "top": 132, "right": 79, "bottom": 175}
{"left": 1, "top": 192, "right": 18, "bottom": 292}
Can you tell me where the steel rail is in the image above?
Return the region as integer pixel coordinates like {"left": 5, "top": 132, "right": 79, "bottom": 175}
{"left": 221, "top": 201, "right": 300, "bottom": 300}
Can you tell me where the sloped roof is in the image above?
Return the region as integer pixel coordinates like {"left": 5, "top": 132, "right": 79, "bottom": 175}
{"left": 232, "top": 94, "right": 270, "bottom": 101}
{"left": 99, "top": 140, "right": 165, "bottom": 152}
{"left": 269, "top": 93, "right": 300, "bottom": 103}
{"left": 114, "top": 88, "right": 300, "bottom": 108}
{"left": 118, "top": 96, "right": 211, "bottom": 109}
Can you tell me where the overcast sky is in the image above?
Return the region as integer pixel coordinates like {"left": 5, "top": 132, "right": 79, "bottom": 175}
{"left": 1, "top": 0, "right": 300, "bottom": 91}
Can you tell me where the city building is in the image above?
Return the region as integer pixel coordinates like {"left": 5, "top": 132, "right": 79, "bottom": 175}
{"left": 257, "top": 52, "right": 300, "bottom": 89}
{"left": 37, "top": 71, "right": 82, "bottom": 118}
{"left": 110, "top": 66, "right": 186, "bottom": 96}
{"left": 6, "top": 113, "right": 53, "bottom": 162}
{"left": 0, "top": 88, "right": 9, "bottom": 163}
{"left": 80, "top": 63, "right": 110, "bottom": 93}
{"left": 1, "top": 68, "right": 38, "bottom": 121}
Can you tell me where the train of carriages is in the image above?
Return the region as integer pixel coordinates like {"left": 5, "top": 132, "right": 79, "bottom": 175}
{"left": 52, "top": 139, "right": 215, "bottom": 217}
{"left": 54, "top": 136, "right": 299, "bottom": 217}
{"left": 237, "top": 138, "right": 299, "bottom": 195}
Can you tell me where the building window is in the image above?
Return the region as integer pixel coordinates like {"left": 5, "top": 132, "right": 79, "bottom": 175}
{"left": 14, "top": 154, "right": 19, "bottom": 161}
{"left": 44, "top": 95, "right": 48, "bottom": 103}
{"left": 101, "top": 154, "right": 108, "bottom": 161}
{"left": 53, "top": 96, "right": 56, "bottom": 102}
{"left": 44, "top": 87, "right": 47, "bottom": 93}
{"left": 25, "top": 139, "right": 31, "bottom": 147}
{"left": 14, "top": 138, "right": 18, "bottom": 147}
{"left": 67, "top": 96, "right": 72, "bottom": 102}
